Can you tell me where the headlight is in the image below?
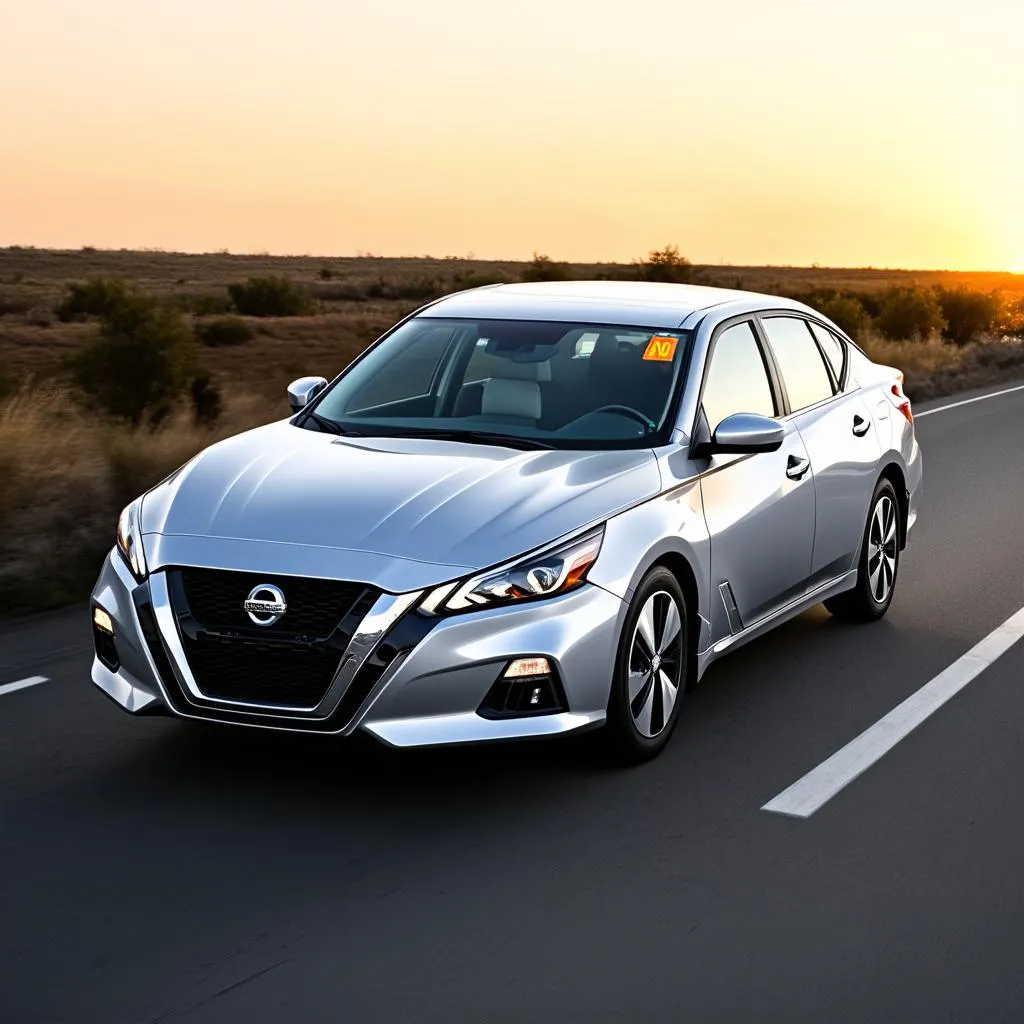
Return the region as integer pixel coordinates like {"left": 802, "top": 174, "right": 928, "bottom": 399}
{"left": 420, "top": 526, "right": 604, "bottom": 615}
{"left": 116, "top": 500, "right": 148, "bottom": 581}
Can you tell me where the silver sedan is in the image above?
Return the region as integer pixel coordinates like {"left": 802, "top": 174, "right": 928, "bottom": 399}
{"left": 90, "top": 281, "right": 923, "bottom": 762}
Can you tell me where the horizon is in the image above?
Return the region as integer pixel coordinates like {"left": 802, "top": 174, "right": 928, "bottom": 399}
{"left": 2, "top": 1, "right": 1022, "bottom": 272}
{"left": 3, "top": 244, "right": 1022, "bottom": 277}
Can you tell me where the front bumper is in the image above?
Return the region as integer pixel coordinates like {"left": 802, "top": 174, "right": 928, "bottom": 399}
{"left": 90, "top": 551, "right": 624, "bottom": 746}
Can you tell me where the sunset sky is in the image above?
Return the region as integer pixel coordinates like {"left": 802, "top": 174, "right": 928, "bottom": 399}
{"left": 2, "top": 0, "right": 1022, "bottom": 270}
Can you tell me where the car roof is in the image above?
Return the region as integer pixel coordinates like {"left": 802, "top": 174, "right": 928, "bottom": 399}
{"left": 419, "top": 280, "right": 819, "bottom": 330}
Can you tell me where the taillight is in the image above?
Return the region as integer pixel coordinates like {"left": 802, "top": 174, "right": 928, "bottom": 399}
{"left": 889, "top": 372, "right": 913, "bottom": 423}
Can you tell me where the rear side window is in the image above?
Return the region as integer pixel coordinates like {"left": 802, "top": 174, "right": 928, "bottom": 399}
{"left": 809, "top": 323, "right": 846, "bottom": 386}
{"left": 761, "top": 317, "right": 835, "bottom": 413}
{"left": 701, "top": 321, "right": 776, "bottom": 430}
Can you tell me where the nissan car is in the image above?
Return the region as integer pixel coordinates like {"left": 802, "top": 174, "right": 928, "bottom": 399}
{"left": 90, "top": 281, "right": 923, "bottom": 762}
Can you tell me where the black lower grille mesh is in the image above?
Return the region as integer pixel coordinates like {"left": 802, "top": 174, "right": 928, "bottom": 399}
{"left": 182, "top": 635, "right": 338, "bottom": 707}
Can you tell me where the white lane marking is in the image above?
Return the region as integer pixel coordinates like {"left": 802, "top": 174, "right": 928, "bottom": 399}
{"left": 915, "top": 382, "right": 1024, "bottom": 419}
{"left": 763, "top": 605, "right": 1024, "bottom": 818}
{"left": 0, "top": 675, "right": 48, "bottom": 697}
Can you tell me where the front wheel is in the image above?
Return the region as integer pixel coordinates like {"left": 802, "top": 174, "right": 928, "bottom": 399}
{"left": 601, "top": 567, "right": 690, "bottom": 764}
{"left": 825, "top": 478, "right": 901, "bottom": 622}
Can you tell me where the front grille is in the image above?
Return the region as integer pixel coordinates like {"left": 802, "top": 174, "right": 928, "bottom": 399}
{"left": 169, "top": 568, "right": 379, "bottom": 709}
{"left": 180, "top": 567, "right": 364, "bottom": 638}
{"left": 181, "top": 634, "right": 340, "bottom": 707}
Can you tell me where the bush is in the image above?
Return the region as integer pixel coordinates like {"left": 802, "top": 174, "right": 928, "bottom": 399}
{"left": 228, "top": 276, "right": 314, "bottom": 317}
{"left": 69, "top": 295, "right": 202, "bottom": 425}
{"left": 313, "top": 281, "right": 369, "bottom": 302}
{"left": 55, "top": 277, "right": 138, "bottom": 322}
{"left": 521, "top": 253, "right": 571, "bottom": 282}
{"left": 171, "top": 290, "right": 234, "bottom": 316}
{"left": 197, "top": 316, "right": 254, "bottom": 347}
{"left": 634, "top": 245, "right": 694, "bottom": 283}
{"left": 996, "top": 296, "right": 1024, "bottom": 338}
{"left": 934, "top": 286, "right": 1002, "bottom": 346}
{"left": 0, "top": 292, "right": 34, "bottom": 316}
{"left": 451, "top": 270, "right": 507, "bottom": 291}
{"left": 875, "top": 287, "right": 946, "bottom": 341}
{"left": 803, "top": 292, "right": 873, "bottom": 340}
{"left": 364, "top": 277, "right": 444, "bottom": 301}
{"left": 190, "top": 370, "right": 223, "bottom": 424}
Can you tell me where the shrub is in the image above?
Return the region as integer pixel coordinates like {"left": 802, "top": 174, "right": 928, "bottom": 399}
{"left": 172, "top": 290, "right": 233, "bottom": 316}
{"left": 228, "top": 276, "right": 314, "bottom": 317}
{"left": 451, "top": 270, "right": 507, "bottom": 291}
{"left": 875, "top": 287, "right": 946, "bottom": 341}
{"left": 312, "top": 281, "right": 369, "bottom": 302}
{"left": 934, "top": 286, "right": 1002, "bottom": 346}
{"left": 634, "top": 245, "right": 694, "bottom": 284}
{"left": 364, "top": 277, "right": 444, "bottom": 301}
{"left": 55, "top": 276, "right": 138, "bottom": 321}
{"left": 803, "top": 292, "right": 873, "bottom": 340}
{"left": 521, "top": 253, "right": 571, "bottom": 282}
{"left": 69, "top": 295, "right": 202, "bottom": 425}
{"left": 0, "top": 292, "right": 34, "bottom": 316}
{"left": 190, "top": 370, "right": 223, "bottom": 424}
{"left": 197, "top": 316, "right": 254, "bottom": 347}
{"left": 996, "top": 296, "right": 1024, "bottom": 338}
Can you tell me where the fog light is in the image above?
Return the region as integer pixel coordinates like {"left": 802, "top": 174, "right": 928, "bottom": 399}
{"left": 504, "top": 657, "right": 551, "bottom": 678}
{"left": 93, "top": 606, "right": 114, "bottom": 634}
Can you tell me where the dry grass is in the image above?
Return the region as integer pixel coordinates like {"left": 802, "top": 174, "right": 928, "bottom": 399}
{"left": 860, "top": 332, "right": 1024, "bottom": 401}
{"left": 0, "top": 388, "right": 270, "bottom": 613}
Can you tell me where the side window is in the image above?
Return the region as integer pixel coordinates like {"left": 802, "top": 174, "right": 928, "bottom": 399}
{"left": 761, "top": 317, "right": 835, "bottom": 412}
{"left": 701, "top": 321, "right": 776, "bottom": 431}
{"left": 343, "top": 325, "right": 455, "bottom": 411}
{"left": 809, "top": 323, "right": 846, "bottom": 387}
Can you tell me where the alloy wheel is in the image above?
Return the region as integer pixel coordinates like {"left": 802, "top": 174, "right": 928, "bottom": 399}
{"left": 628, "top": 590, "right": 684, "bottom": 738}
{"left": 867, "top": 495, "right": 898, "bottom": 604}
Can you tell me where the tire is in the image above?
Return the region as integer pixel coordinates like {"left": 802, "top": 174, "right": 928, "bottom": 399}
{"left": 601, "top": 566, "right": 690, "bottom": 764}
{"left": 825, "top": 477, "right": 901, "bottom": 622}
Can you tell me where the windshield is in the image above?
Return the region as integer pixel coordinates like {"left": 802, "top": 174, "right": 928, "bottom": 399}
{"left": 305, "top": 317, "right": 691, "bottom": 449}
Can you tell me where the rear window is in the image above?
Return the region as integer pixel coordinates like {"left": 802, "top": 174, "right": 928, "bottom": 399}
{"left": 809, "top": 323, "right": 847, "bottom": 386}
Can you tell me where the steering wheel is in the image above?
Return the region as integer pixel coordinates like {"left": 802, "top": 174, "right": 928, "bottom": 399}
{"left": 591, "top": 404, "right": 656, "bottom": 432}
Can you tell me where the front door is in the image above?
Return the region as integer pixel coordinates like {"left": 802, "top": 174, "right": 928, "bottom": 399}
{"left": 697, "top": 320, "right": 816, "bottom": 637}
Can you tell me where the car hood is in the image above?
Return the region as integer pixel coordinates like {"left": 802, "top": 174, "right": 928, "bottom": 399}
{"left": 140, "top": 421, "right": 660, "bottom": 592}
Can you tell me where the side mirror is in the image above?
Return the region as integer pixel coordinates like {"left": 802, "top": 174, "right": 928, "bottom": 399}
{"left": 708, "top": 412, "right": 785, "bottom": 454}
{"left": 287, "top": 376, "right": 328, "bottom": 413}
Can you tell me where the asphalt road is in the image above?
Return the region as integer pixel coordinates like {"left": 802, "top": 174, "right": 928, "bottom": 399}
{"left": 2, "top": 382, "right": 1024, "bottom": 1023}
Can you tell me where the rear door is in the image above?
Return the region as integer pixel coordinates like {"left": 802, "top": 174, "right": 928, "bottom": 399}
{"left": 698, "top": 319, "right": 817, "bottom": 637}
{"left": 759, "top": 315, "right": 882, "bottom": 588}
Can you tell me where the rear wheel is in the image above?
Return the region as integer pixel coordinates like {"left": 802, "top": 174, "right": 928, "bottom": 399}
{"left": 825, "top": 477, "right": 901, "bottom": 622}
{"left": 601, "top": 567, "right": 689, "bottom": 763}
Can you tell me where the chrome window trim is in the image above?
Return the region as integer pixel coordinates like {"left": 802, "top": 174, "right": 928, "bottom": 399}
{"left": 148, "top": 571, "right": 422, "bottom": 717}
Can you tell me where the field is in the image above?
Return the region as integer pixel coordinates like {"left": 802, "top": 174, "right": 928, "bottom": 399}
{"left": 2, "top": 247, "right": 1024, "bottom": 398}
{"left": 1, "top": 247, "right": 1023, "bottom": 615}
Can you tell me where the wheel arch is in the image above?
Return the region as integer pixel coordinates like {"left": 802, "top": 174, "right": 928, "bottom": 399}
{"left": 878, "top": 461, "right": 909, "bottom": 549}
{"left": 628, "top": 546, "right": 704, "bottom": 690}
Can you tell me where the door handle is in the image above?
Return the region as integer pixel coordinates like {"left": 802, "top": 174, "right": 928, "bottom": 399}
{"left": 786, "top": 454, "right": 810, "bottom": 480}
{"left": 852, "top": 414, "right": 871, "bottom": 437}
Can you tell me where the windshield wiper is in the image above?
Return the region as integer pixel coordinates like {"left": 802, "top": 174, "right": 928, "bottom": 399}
{"left": 379, "top": 428, "right": 555, "bottom": 451}
{"left": 304, "top": 413, "right": 363, "bottom": 436}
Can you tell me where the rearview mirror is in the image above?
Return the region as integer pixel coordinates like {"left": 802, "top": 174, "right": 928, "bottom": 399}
{"left": 287, "top": 376, "right": 328, "bottom": 413}
{"left": 707, "top": 412, "right": 785, "bottom": 455}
